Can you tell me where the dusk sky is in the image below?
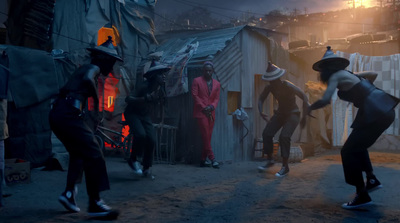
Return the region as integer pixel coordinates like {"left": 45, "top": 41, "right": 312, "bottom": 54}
{"left": 0, "top": 0, "right": 382, "bottom": 27}
{"left": 155, "top": 0, "right": 381, "bottom": 20}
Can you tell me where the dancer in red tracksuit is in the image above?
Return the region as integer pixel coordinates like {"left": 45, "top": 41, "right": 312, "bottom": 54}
{"left": 192, "top": 61, "right": 221, "bottom": 168}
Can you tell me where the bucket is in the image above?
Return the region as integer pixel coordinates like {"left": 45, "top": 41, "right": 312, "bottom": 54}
{"left": 253, "top": 138, "right": 263, "bottom": 158}
{"left": 276, "top": 145, "right": 304, "bottom": 162}
{"left": 254, "top": 139, "right": 279, "bottom": 159}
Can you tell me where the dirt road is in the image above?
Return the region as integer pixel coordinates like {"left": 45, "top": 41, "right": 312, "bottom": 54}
{"left": 1, "top": 148, "right": 400, "bottom": 223}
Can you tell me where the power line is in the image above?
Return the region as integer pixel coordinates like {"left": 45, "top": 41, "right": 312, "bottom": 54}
{"left": 171, "top": 0, "right": 236, "bottom": 20}
{"left": 153, "top": 10, "right": 188, "bottom": 29}
{"left": 170, "top": 0, "right": 266, "bottom": 17}
{"left": 163, "top": 0, "right": 393, "bottom": 28}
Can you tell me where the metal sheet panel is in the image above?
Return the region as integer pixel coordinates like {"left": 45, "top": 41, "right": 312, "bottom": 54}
{"left": 156, "top": 26, "right": 287, "bottom": 162}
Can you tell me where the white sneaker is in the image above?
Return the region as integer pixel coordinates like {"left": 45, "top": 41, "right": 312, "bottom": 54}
{"left": 88, "top": 200, "right": 119, "bottom": 219}
{"left": 212, "top": 160, "right": 220, "bottom": 169}
{"left": 128, "top": 160, "right": 143, "bottom": 176}
{"left": 58, "top": 187, "right": 80, "bottom": 212}
{"left": 275, "top": 166, "right": 289, "bottom": 177}
{"left": 258, "top": 159, "right": 275, "bottom": 172}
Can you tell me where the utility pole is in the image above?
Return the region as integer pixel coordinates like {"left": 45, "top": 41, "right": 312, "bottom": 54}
{"left": 377, "top": 0, "right": 383, "bottom": 7}
{"left": 344, "top": 0, "right": 357, "bottom": 20}
{"left": 388, "top": 0, "right": 400, "bottom": 52}
{"left": 345, "top": 0, "right": 355, "bottom": 9}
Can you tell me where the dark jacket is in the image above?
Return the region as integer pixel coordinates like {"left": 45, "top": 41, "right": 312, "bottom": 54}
{"left": 338, "top": 78, "right": 400, "bottom": 128}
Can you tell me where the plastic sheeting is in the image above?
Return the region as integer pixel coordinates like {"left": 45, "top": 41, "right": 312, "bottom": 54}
{"left": 52, "top": 0, "right": 158, "bottom": 118}
{"left": 163, "top": 42, "right": 198, "bottom": 97}
{"left": 110, "top": 0, "right": 157, "bottom": 117}
{"left": 6, "top": 45, "right": 57, "bottom": 108}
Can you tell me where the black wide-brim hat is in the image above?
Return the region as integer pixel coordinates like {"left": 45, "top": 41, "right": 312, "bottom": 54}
{"left": 143, "top": 61, "right": 171, "bottom": 79}
{"left": 312, "top": 46, "right": 349, "bottom": 72}
{"left": 87, "top": 36, "right": 123, "bottom": 62}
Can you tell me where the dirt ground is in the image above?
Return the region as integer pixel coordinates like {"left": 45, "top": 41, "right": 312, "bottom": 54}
{"left": 1, "top": 148, "right": 400, "bottom": 223}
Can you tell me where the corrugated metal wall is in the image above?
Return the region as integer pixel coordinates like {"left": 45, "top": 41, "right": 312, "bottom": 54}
{"left": 163, "top": 27, "right": 293, "bottom": 163}
{"left": 241, "top": 30, "right": 277, "bottom": 160}
{"left": 212, "top": 37, "right": 242, "bottom": 162}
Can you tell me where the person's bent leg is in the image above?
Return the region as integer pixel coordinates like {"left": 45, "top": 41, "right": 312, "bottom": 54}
{"left": 127, "top": 115, "right": 147, "bottom": 175}
{"left": 50, "top": 114, "right": 84, "bottom": 213}
{"left": 64, "top": 119, "right": 117, "bottom": 218}
{"left": 80, "top": 133, "right": 118, "bottom": 218}
{"left": 363, "top": 110, "right": 394, "bottom": 192}
{"left": 340, "top": 126, "right": 376, "bottom": 209}
{"left": 58, "top": 154, "right": 82, "bottom": 212}
{"left": 341, "top": 144, "right": 373, "bottom": 209}
{"left": 258, "top": 115, "right": 282, "bottom": 172}
{"left": 141, "top": 116, "right": 156, "bottom": 176}
{"left": 275, "top": 113, "right": 299, "bottom": 177}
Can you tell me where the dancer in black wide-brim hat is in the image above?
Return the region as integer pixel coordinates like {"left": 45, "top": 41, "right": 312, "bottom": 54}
{"left": 308, "top": 46, "right": 400, "bottom": 209}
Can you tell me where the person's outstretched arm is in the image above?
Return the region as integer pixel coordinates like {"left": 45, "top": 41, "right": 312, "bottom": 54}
{"left": 125, "top": 85, "right": 158, "bottom": 104}
{"left": 355, "top": 71, "right": 377, "bottom": 83}
{"left": 288, "top": 81, "right": 310, "bottom": 128}
{"left": 83, "top": 65, "right": 101, "bottom": 112}
{"left": 308, "top": 73, "right": 340, "bottom": 113}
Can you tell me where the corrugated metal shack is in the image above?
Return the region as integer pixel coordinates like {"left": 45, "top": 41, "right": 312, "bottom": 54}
{"left": 154, "top": 25, "right": 292, "bottom": 164}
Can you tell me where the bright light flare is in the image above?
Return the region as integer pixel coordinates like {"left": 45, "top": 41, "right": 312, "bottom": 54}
{"left": 346, "top": 0, "right": 379, "bottom": 8}
{"left": 361, "top": 0, "right": 378, "bottom": 8}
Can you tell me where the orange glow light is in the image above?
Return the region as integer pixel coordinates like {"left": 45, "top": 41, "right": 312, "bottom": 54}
{"left": 97, "top": 26, "right": 120, "bottom": 46}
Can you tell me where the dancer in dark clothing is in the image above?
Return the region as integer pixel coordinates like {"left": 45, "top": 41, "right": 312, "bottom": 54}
{"left": 308, "top": 46, "right": 400, "bottom": 209}
{"left": 124, "top": 61, "right": 170, "bottom": 177}
{"left": 49, "top": 36, "right": 122, "bottom": 219}
{"left": 257, "top": 61, "right": 309, "bottom": 177}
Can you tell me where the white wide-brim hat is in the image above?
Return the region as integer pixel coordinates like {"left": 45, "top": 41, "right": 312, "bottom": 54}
{"left": 262, "top": 61, "right": 285, "bottom": 81}
{"left": 312, "top": 46, "right": 349, "bottom": 72}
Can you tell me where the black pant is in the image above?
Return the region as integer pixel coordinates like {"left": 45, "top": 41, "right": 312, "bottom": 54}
{"left": 341, "top": 109, "right": 395, "bottom": 187}
{"left": 125, "top": 113, "right": 155, "bottom": 170}
{"left": 49, "top": 99, "right": 110, "bottom": 197}
{"left": 262, "top": 112, "right": 300, "bottom": 159}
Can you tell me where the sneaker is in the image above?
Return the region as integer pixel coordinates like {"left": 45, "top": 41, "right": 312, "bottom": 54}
{"left": 366, "top": 178, "right": 382, "bottom": 193}
{"left": 142, "top": 168, "right": 150, "bottom": 177}
{"left": 59, "top": 190, "right": 80, "bottom": 213}
{"left": 341, "top": 192, "right": 373, "bottom": 209}
{"left": 142, "top": 168, "right": 155, "bottom": 180}
{"left": 258, "top": 159, "right": 275, "bottom": 171}
{"left": 212, "top": 160, "right": 220, "bottom": 169}
{"left": 128, "top": 159, "right": 143, "bottom": 176}
{"left": 88, "top": 200, "right": 119, "bottom": 219}
{"left": 275, "top": 166, "right": 289, "bottom": 177}
{"left": 200, "top": 160, "right": 211, "bottom": 167}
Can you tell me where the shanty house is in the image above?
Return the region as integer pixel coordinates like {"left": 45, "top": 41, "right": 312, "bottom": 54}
{"left": 153, "top": 25, "right": 299, "bottom": 163}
